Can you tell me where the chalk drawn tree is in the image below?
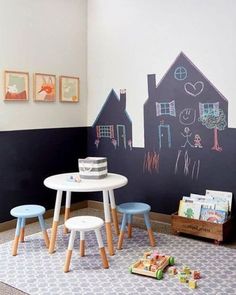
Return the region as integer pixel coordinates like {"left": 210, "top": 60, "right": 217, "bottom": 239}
{"left": 198, "top": 109, "right": 227, "bottom": 152}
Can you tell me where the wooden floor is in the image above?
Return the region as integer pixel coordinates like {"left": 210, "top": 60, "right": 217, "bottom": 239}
{"left": 1, "top": 205, "right": 235, "bottom": 248}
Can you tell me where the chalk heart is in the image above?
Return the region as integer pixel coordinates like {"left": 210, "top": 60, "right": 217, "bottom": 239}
{"left": 184, "top": 81, "right": 204, "bottom": 97}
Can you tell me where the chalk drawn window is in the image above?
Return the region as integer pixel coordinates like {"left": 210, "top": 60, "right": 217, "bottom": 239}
{"left": 96, "top": 125, "right": 114, "bottom": 138}
{"left": 174, "top": 66, "right": 187, "bottom": 81}
{"left": 199, "top": 102, "right": 219, "bottom": 117}
{"left": 156, "top": 100, "right": 176, "bottom": 117}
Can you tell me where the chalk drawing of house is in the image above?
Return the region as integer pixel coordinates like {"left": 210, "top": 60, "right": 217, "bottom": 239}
{"left": 143, "top": 52, "right": 228, "bottom": 151}
{"left": 93, "top": 89, "right": 132, "bottom": 150}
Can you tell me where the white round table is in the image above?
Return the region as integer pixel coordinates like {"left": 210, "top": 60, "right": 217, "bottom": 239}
{"left": 44, "top": 172, "right": 128, "bottom": 255}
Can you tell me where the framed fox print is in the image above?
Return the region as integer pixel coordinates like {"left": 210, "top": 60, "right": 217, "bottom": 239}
{"left": 4, "top": 70, "right": 29, "bottom": 101}
{"left": 59, "top": 75, "right": 79, "bottom": 102}
{"left": 34, "top": 73, "right": 56, "bottom": 101}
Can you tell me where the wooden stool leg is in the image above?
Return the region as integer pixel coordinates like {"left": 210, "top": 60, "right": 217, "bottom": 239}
{"left": 80, "top": 231, "right": 85, "bottom": 257}
{"left": 117, "top": 214, "right": 127, "bottom": 250}
{"left": 95, "top": 229, "right": 109, "bottom": 269}
{"left": 144, "top": 213, "right": 155, "bottom": 247}
{"left": 19, "top": 218, "right": 25, "bottom": 242}
{"left": 127, "top": 214, "right": 132, "bottom": 238}
{"left": 64, "top": 230, "right": 76, "bottom": 273}
{"left": 38, "top": 215, "right": 50, "bottom": 248}
{"left": 64, "top": 191, "right": 71, "bottom": 234}
{"left": 12, "top": 218, "right": 21, "bottom": 256}
{"left": 109, "top": 190, "right": 120, "bottom": 235}
{"left": 49, "top": 190, "right": 63, "bottom": 254}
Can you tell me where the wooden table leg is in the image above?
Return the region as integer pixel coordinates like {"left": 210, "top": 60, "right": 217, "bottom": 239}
{"left": 103, "top": 190, "right": 114, "bottom": 256}
{"left": 49, "top": 190, "right": 63, "bottom": 254}
{"left": 64, "top": 191, "right": 71, "bottom": 234}
{"left": 109, "top": 189, "right": 120, "bottom": 236}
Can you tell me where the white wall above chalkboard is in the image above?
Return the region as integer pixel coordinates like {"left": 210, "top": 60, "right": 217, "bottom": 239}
{"left": 87, "top": 0, "right": 236, "bottom": 147}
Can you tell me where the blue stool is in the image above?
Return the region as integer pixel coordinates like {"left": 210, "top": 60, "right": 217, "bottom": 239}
{"left": 117, "top": 202, "right": 155, "bottom": 250}
{"left": 10, "top": 205, "right": 49, "bottom": 256}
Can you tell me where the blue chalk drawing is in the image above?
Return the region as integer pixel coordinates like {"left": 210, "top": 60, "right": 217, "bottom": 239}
{"left": 174, "top": 66, "right": 187, "bottom": 80}
{"left": 158, "top": 124, "right": 171, "bottom": 149}
{"left": 199, "top": 102, "right": 219, "bottom": 117}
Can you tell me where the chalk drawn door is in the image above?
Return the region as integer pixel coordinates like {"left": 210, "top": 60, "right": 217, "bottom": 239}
{"left": 117, "top": 125, "right": 126, "bottom": 149}
{"left": 158, "top": 124, "right": 171, "bottom": 149}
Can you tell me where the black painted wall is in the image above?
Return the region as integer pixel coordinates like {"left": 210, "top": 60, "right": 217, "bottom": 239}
{"left": 87, "top": 127, "right": 236, "bottom": 215}
{"left": 0, "top": 127, "right": 87, "bottom": 223}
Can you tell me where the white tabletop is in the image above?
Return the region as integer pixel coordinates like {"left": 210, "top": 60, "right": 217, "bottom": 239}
{"left": 44, "top": 172, "right": 128, "bottom": 192}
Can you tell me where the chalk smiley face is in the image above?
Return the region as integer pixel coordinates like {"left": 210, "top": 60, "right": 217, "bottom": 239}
{"left": 179, "top": 108, "right": 196, "bottom": 125}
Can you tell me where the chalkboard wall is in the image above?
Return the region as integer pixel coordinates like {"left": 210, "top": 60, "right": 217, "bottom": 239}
{"left": 87, "top": 127, "right": 236, "bottom": 215}
{"left": 0, "top": 127, "right": 87, "bottom": 223}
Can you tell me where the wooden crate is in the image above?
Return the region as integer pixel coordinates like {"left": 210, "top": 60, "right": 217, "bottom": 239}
{"left": 171, "top": 212, "right": 234, "bottom": 244}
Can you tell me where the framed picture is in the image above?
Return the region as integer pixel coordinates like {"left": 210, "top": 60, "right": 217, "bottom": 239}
{"left": 34, "top": 73, "right": 56, "bottom": 101}
{"left": 59, "top": 75, "right": 79, "bottom": 102}
{"left": 4, "top": 70, "right": 29, "bottom": 101}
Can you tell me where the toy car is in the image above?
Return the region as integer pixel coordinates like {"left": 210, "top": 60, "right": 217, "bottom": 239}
{"left": 129, "top": 250, "right": 175, "bottom": 280}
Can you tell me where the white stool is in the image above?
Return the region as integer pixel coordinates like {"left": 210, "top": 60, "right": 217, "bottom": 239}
{"left": 64, "top": 216, "right": 109, "bottom": 272}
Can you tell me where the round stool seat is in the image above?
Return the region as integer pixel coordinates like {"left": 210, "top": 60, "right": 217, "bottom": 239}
{"left": 117, "top": 202, "right": 151, "bottom": 215}
{"left": 10, "top": 205, "right": 46, "bottom": 218}
{"left": 65, "top": 216, "right": 104, "bottom": 232}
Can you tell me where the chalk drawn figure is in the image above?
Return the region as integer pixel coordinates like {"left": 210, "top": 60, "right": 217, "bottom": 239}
{"left": 184, "top": 81, "right": 204, "bottom": 97}
{"left": 179, "top": 108, "right": 196, "bottom": 125}
{"left": 198, "top": 109, "right": 227, "bottom": 152}
{"left": 181, "top": 127, "right": 194, "bottom": 148}
{"left": 158, "top": 123, "right": 171, "bottom": 149}
{"left": 174, "top": 66, "right": 187, "bottom": 81}
{"left": 194, "top": 134, "right": 203, "bottom": 148}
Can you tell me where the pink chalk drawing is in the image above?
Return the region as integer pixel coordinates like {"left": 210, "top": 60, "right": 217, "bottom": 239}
{"left": 194, "top": 134, "right": 203, "bottom": 148}
{"left": 143, "top": 151, "right": 160, "bottom": 174}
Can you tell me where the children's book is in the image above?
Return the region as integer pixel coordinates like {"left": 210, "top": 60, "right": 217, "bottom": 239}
{"left": 200, "top": 208, "right": 228, "bottom": 223}
{"left": 184, "top": 195, "right": 215, "bottom": 209}
{"left": 178, "top": 200, "right": 202, "bottom": 219}
{"left": 205, "top": 190, "right": 232, "bottom": 212}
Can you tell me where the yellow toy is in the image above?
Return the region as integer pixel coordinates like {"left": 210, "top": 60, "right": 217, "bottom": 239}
{"left": 129, "top": 250, "right": 175, "bottom": 280}
{"left": 189, "top": 279, "right": 197, "bottom": 289}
